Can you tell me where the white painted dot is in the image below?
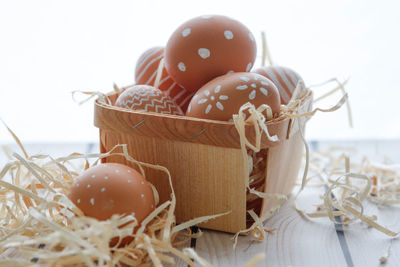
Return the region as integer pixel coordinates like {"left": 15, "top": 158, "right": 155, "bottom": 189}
{"left": 141, "top": 194, "right": 145, "bottom": 198}
{"left": 261, "top": 81, "right": 269, "bottom": 86}
{"left": 182, "top": 28, "right": 191, "bottom": 37}
{"left": 87, "top": 184, "right": 91, "bottom": 188}
{"left": 115, "top": 169, "right": 120, "bottom": 173}
{"left": 224, "top": 30, "right": 234, "bottom": 40}
{"left": 204, "top": 90, "right": 210, "bottom": 96}
{"left": 178, "top": 62, "right": 186, "bottom": 72}
{"left": 198, "top": 98, "right": 207, "bottom": 104}
{"left": 215, "top": 85, "right": 221, "bottom": 93}
{"left": 205, "top": 104, "right": 212, "bottom": 114}
{"left": 249, "top": 32, "right": 255, "bottom": 41}
{"left": 128, "top": 180, "right": 132, "bottom": 183}
{"left": 246, "top": 62, "right": 252, "bottom": 72}
{"left": 198, "top": 48, "right": 210, "bottom": 59}
{"left": 253, "top": 74, "right": 259, "bottom": 80}
{"left": 219, "top": 95, "right": 229, "bottom": 100}
{"left": 90, "top": 198, "right": 95, "bottom": 206}
{"left": 104, "top": 176, "right": 109, "bottom": 180}
{"left": 249, "top": 90, "right": 256, "bottom": 100}
{"left": 127, "top": 170, "right": 132, "bottom": 173}
{"left": 91, "top": 174, "right": 96, "bottom": 178}
{"left": 260, "top": 87, "right": 269, "bottom": 96}
{"left": 201, "top": 15, "right": 212, "bottom": 19}
{"left": 240, "top": 76, "right": 250, "bottom": 82}
{"left": 216, "top": 102, "right": 224, "bottom": 111}
{"left": 236, "top": 85, "right": 248, "bottom": 90}
{"left": 141, "top": 181, "right": 145, "bottom": 185}
{"left": 251, "top": 83, "right": 257, "bottom": 88}
{"left": 101, "top": 187, "right": 106, "bottom": 192}
{"left": 77, "top": 199, "right": 81, "bottom": 203}
{"left": 210, "top": 96, "right": 215, "bottom": 101}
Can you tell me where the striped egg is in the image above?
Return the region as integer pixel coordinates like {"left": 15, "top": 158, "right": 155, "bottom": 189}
{"left": 135, "top": 47, "right": 194, "bottom": 112}
{"left": 253, "top": 66, "right": 304, "bottom": 104}
{"left": 115, "top": 85, "right": 184, "bottom": 115}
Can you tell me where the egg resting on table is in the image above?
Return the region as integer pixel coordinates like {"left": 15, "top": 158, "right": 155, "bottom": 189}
{"left": 69, "top": 163, "right": 155, "bottom": 221}
{"left": 68, "top": 163, "right": 155, "bottom": 246}
{"left": 186, "top": 72, "right": 281, "bottom": 121}
{"left": 115, "top": 85, "right": 184, "bottom": 115}
{"left": 135, "top": 46, "right": 194, "bottom": 112}
{"left": 253, "top": 66, "right": 304, "bottom": 104}
{"left": 165, "top": 15, "right": 257, "bottom": 92}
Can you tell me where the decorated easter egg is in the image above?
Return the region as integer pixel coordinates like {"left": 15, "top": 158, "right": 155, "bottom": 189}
{"left": 68, "top": 163, "right": 155, "bottom": 223}
{"left": 165, "top": 15, "right": 257, "bottom": 92}
{"left": 186, "top": 72, "right": 281, "bottom": 121}
{"left": 253, "top": 66, "right": 304, "bottom": 104}
{"left": 115, "top": 85, "right": 184, "bottom": 115}
{"left": 135, "top": 46, "right": 194, "bottom": 111}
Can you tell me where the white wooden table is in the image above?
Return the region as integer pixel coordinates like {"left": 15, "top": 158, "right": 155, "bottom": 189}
{"left": 1, "top": 140, "right": 399, "bottom": 267}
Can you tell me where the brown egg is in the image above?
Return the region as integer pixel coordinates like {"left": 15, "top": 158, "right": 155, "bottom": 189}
{"left": 165, "top": 15, "right": 257, "bottom": 92}
{"left": 68, "top": 163, "right": 155, "bottom": 247}
{"left": 186, "top": 72, "right": 281, "bottom": 121}
{"left": 135, "top": 46, "right": 194, "bottom": 112}
{"left": 115, "top": 85, "right": 184, "bottom": 115}
{"left": 68, "top": 163, "right": 155, "bottom": 222}
{"left": 253, "top": 66, "right": 304, "bottom": 104}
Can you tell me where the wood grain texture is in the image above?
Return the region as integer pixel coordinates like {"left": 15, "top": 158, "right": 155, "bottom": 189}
{"left": 261, "top": 130, "right": 305, "bottom": 214}
{"left": 100, "top": 130, "right": 247, "bottom": 233}
{"left": 94, "top": 92, "right": 290, "bottom": 149}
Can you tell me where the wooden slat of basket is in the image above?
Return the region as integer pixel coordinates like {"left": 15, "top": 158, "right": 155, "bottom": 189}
{"left": 94, "top": 93, "right": 290, "bottom": 149}
{"left": 100, "top": 130, "right": 247, "bottom": 233}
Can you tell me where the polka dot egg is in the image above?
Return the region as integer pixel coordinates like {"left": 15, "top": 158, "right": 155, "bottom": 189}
{"left": 135, "top": 46, "right": 194, "bottom": 112}
{"left": 165, "top": 15, "right": 257, "bottom": 92}
{"left": 68, "top": 163, "right": 155, "bottom": 223}
{"left": 186, "top": 72, "right": 281, "bottom": 121}
{"left": 253, "top": 66, "right": 304, "bottom": 104}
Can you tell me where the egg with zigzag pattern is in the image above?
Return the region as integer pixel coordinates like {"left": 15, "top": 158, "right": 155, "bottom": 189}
{"left": 115, "top": 85, "right": 184, "bottom": 115}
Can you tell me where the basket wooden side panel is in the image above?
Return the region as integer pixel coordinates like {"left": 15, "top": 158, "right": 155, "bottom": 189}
{"left": 100, "top": 129, "right": 247, "bottom": 233}
{"left": 261, "top": 130, "right": 304, "bottom": 214}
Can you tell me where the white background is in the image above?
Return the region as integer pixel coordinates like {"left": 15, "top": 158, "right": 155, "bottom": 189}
{"left": 0, "top": 0, "right": 399, "bottom": 143}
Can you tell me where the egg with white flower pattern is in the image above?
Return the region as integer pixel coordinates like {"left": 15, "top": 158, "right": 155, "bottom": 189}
{"left": 186, "top": 72, "right": 281, "bottom": 121}
{"left": 165, "top": 15, "right": 257, "bottom": 92}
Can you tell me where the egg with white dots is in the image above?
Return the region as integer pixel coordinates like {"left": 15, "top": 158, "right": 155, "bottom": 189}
{"left": 68, "top": 163, "right": 156, "bottom": 231}
{"left": 165, "top": 15, "right": 257, "bottom": 92}
{"left": 186, "top": 72, "right": 281, "bottom": 121}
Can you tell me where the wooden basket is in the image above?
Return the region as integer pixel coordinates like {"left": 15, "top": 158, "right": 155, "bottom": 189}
{"left": 94, "top": 90, "right": 313, "bottom": 234}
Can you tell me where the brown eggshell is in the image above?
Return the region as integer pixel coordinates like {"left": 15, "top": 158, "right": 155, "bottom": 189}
{"left": 253, "top": 66, "right": 304, "bottom": 104}
{"left": 135, "top": 46, "right": 194, "bottom": 112}
{"left": 186, "top": 72, "right": 281, "bottom": 121}
{"left": 165, "top": 15, "right": 257, "bottom": 92}
{"left": 115, "top": 85, "right": 184, "bottom": 115}
{"left": 68, "top": 163, "right": 156, "bottom": 247}
{"left": 68, "top": 163, "right": 155, "bottom": 223}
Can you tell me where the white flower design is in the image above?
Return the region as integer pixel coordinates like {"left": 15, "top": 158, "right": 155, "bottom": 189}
{"left": 236, "top": 75, "right": 270, "bottom": 100}
{"left": 196, "top": 85, "right": 229, "bottom": 114}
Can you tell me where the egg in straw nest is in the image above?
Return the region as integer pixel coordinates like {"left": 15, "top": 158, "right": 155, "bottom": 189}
{"left": 0, "top": 134, "right": 229, "bottom": 266}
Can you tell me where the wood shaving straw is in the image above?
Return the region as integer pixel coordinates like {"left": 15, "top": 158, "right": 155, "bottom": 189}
{"left": 295, "top": 148, "right": 400, "bottom": 238}
{"left": 0, "top": 130, "right": 226, "bottom": 266}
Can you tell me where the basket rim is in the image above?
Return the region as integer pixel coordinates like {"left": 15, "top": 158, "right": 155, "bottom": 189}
{"left": 94, "top": 90, "right": 312, "bottom": 149}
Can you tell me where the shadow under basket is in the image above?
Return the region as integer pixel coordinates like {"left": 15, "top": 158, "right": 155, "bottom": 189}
{"left": 94, "top": 90, "right": 313, "bottom": 234}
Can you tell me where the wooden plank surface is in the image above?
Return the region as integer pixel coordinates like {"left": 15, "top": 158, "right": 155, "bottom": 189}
{"left": 1, "top": 140, "right": 399, "bottom": 266}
